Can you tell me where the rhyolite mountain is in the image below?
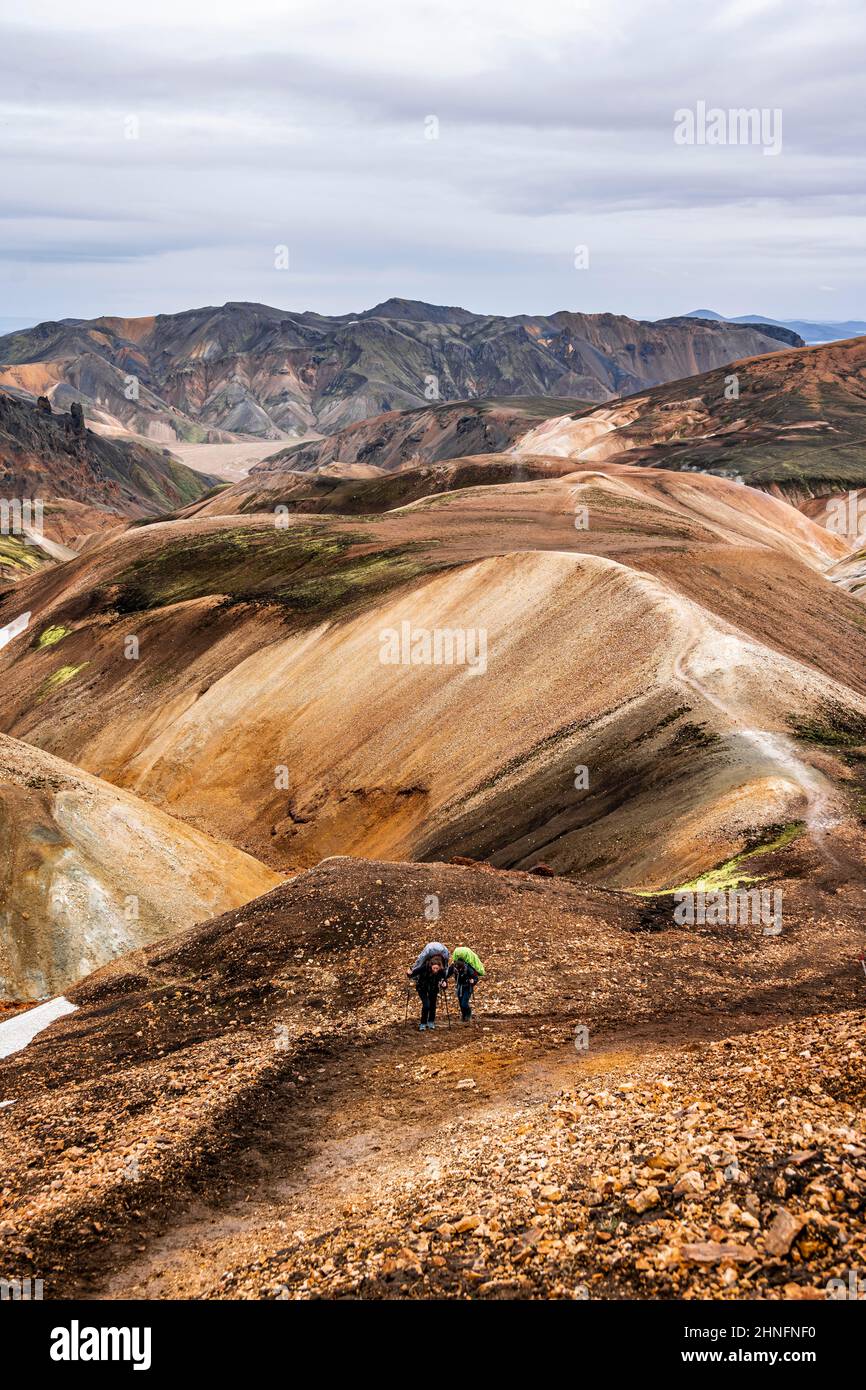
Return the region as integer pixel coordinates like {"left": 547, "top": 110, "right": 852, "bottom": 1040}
{"left": 258, "top": 395, "right": 589, "bottom": 475}
{"left": 507, "top": 334, "right": 866, "bottom": 505}
{"left": 0, "top": 299, "right": 802, "bottom": 444}
{"left": 248, "top": 335, "right": 866, "bottom": 512}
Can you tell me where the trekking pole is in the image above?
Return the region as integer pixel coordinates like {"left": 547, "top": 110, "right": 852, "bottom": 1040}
{"left": 442, "top": 981, "right": 452, "bottom": 1029}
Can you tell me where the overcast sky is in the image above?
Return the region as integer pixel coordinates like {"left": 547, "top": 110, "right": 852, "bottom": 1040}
{"left": 1, "top": 0, "right": 864, "bottom": 326}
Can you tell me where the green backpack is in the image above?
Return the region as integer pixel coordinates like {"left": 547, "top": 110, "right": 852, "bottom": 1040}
{"left": 453, "top": 946, "right": 485, "bottom": 977}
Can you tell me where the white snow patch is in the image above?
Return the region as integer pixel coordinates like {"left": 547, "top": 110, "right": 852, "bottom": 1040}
{"left": 0, "top": 610, "right": 31, "bottom": 652}
{"left": 0, "top": 996, "right": 78, "bottom": 1059}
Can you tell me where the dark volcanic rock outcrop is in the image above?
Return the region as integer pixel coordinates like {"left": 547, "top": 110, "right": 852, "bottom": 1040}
{"left": 0, "top": 390, "right": 217, "bottom": 540}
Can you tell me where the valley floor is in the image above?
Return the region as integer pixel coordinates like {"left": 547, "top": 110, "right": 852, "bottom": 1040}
{"left": 169, "top": 440, "right": 316, "bottom": 482}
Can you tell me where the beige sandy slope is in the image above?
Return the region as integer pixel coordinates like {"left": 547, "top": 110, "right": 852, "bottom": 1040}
{"left": 556, "top": 464, "right": 850, "bottom": 569}
{"left": 94, "top": 550, "right": 866, "bottom": 889}
{"left": 2, "top": 466, "right": 864, "bottom": 890}
{"left": 512, "top": 402, "right": 645, "bottom": 460}
{"left": 0, "top": 733, "right": 281, "bottom": 1000}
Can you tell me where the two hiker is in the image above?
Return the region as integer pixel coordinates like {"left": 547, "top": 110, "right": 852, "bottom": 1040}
{"left": 407, "top": 941, "right": 486, "bottom": 1031}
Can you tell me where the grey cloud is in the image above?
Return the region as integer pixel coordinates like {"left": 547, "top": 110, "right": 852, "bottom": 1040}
{"left": 0, "top": 0, "right": 864, "bottom": 322}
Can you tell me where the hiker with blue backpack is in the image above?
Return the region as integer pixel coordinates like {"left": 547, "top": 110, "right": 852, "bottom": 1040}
{"left": 447, "top": 946, "right": 485, "bottom": 1023}
{"left": 408, "top": 942, "right": 449, "bottom": 1031}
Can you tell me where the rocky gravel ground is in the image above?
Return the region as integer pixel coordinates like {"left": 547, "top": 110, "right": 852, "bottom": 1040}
{"left": 230, "top": 1010, "right": 866, "bottom": 1301}
{"left": 0, "top": 857, "right": 863, "bottom": 1300}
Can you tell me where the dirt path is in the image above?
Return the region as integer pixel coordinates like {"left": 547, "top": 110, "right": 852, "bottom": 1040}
{"left": 665, "top": 586, "right": 853, "bottom": 861}
{"left": 85, "top": 1004, "right": 819, "bottom": 1301}
{"left": 91, "top": 1015, "right": 554, "bottom": 1298}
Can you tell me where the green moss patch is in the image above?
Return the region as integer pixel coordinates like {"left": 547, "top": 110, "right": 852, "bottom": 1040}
{"left": 38, "top": 663, "right": 89, "bottom": 698}
{"left": 36, "top": 624, "right": 71, "bottom": 649}
{"left": 0, "top": 536, "right": 44, "bottom": 575}
{"left": 788, "top": 699, "right": 866, "bottom": 748}
{"left": 671, "top": 720, "right": 721, "bottom": 751}
{"left": 668, "top": 821, "right": 806, "bottom": 894}
{"left": 105, "top": 524, "right": 444, "bottom": 623}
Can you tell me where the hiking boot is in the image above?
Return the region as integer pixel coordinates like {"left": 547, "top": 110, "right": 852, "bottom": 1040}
{"left": 461, "top": 1012, "right": 471, "bottom": 1023}
{"left": 419, "top": 1022, "right": 427, "bottom": 1031}
{"left": 427, "top": 1022, "right": 436, "bottom": 1031}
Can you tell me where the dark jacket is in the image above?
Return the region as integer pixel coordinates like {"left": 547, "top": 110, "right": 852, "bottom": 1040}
{"left": 410, "top": 959, "right": 447, "bottom": 991}
{"left": 447, "top": 960, "right": 479, "bottom": 986}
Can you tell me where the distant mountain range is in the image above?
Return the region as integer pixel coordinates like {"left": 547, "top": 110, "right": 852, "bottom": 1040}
{"left": 260, "top": 395, "right": 586, "bottom": 475}
{"left": 248, "top": 335, "right": 866, "bottom": 506}
{"left": 685, "top": 309, "right": 866, "bottom": 345}
{"left": 0, "top": 299, "right": 802, "bottom": 443}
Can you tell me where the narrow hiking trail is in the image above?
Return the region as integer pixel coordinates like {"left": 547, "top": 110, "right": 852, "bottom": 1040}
{"left": 91, "top": 1015, "right": 586, "bottom": 1299}
{"left": 665, "top": 590, "right": 850, "bottom": 867}
{"left": 86, "top": 1000, "right": 837, "bottom": 1301}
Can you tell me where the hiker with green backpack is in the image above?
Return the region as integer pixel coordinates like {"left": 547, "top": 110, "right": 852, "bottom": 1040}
{"left": 447, "top": 946, "right": 485, "bottom": 1023}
